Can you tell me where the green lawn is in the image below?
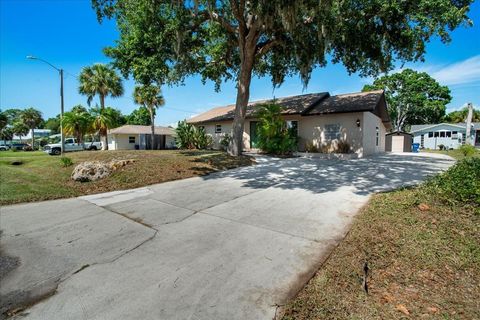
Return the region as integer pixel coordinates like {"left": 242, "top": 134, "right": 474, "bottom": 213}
{"left": 0, "top": 150, "right": 253, "bottom": 205}
{"left": 421, "top": 148, "right": 480, "bottom": 160}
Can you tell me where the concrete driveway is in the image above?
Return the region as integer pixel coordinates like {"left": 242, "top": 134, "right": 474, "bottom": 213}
{"left": 0, "top": 153, "right": 453, "bottom": 319}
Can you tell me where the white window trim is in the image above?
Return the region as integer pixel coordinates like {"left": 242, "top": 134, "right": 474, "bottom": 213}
{"left": 215, "top": 124, "right": 222, "bottom": 133}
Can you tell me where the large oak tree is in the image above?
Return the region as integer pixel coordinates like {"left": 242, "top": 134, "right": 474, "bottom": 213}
{"left": 92, "top": 0, "right": 473, "bottom": 155}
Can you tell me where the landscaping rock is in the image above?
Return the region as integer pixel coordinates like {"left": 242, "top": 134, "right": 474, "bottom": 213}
{"left": 71, "top": 159, "right": 135, "bottom": 182}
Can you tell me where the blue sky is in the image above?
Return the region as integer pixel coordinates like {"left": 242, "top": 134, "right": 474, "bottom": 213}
{"left": 1, "top": 0, "right": 479, "bottom": 126}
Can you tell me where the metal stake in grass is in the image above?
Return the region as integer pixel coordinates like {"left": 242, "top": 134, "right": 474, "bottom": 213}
{"left": 362, "top": 261, "right": 369, "bottom": 294}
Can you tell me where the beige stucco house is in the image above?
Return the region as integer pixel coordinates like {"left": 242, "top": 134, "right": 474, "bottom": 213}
{"left": 188, "top": 90, "right": 391, "bottom": 157}
{"left": 107, "top": 125, "right": 176, "bottom": 150}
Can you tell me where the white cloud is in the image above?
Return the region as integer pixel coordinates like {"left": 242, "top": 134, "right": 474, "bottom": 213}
{"left": 427, "top": 55, "right": 480, "bottom": 86}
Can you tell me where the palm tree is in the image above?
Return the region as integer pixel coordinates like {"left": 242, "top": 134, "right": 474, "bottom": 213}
{"left": 0, "top": 111, "right": 7, "bottom": 131}
{"left": 0, "top": 127, "right": 14, "bottom": 145}
{"left": 20, "top": 108, "right": 43, "bottom": 148}
{"left": 78, "top": 64, "right": 124, "bottom": 150}
{"left": 62, "top": 106, "right": 92, "bottom": 144}
{"left": 133, "top": 84, "right": 165, "bottom": 149}
{"left": 89, "top": 107, "right": 118, "bottom": 149}
{"left": 12, "top": 122, "right": 29, "bottom": 143}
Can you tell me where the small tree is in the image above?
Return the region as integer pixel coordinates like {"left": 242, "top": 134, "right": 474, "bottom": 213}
{"left": 79, "top": 64, "right": 124, "bottom": 150}
{"left": 444, "top": 106, "right": 480, "bottom": 123}
{"left": 62, "top": 106, "right": 92, "bottom": 143}
{"left": 0, "top": 127, "right": 14, "bottom": 145}
{"left": 93, "top": 0, "right": 473, "bottom": 156}
{"left": 20, "top": 108, "right": 43, "bottom": 148}
{"left": 256, "top": 103, "right": 296, "bottom": 155}
{"left": 0, "top": 111, "right": 7, "bottom": 131}
{"left": 133, "top": 84, "right": 165, "bottom": 149}
{"left": 89, "top": 107, "right": 119, "bottom": 148}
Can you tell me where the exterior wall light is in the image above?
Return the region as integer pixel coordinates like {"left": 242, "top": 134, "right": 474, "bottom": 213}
{"left": 356, "top": 119, "right": 361, "bottom": 127}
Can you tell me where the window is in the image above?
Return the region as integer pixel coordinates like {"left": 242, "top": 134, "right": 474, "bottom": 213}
{"left": 434, "top": 132, "right": 439, "bottom": 137}
{"left": 420, "top": 134, "right": 425, "bottom": 148}
{"left": 452, "top": 131, "right": 457, "bottom": 134}
{"left": 324, "top": 124, "right": 341, "bottom": 141}
{"left": 428, "top": 132, "right": 433, "bottom": 138}
{"left": 446, "top": 131, "right": 451, "bottom": 138}
{"left": 440, "top": 131, "right": 445, "bottom": 138}
{"left": 286, "top": 120, "right": 298, "bottom": 136}
{"left": 215, "top": 124, "right": 222, "bottom": 133}
{"left": 375, "top": 127, "right": 379, "bottom": 146}
{"left": 129, "top": 136, "right": 136, "bottom": 144}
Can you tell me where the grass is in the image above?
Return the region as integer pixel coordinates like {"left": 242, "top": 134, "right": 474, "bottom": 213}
{"left": 283, "top": 163, "right": 479, "bottom": 319}
{"left": 0, "top": 150, "right": 254, "bottom": 205}
{"left": 421, "top": 148, "right": 480, "bottom": 160}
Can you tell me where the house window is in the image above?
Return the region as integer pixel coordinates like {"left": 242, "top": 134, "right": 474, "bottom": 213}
{"left": 129, "top": 136, "right": 136, "bottom": 144}
{"left": 376, "top": 127, "right": 379, "bottom": 146}
{"left": 434, "top": 132, "right": 439, "bottom": 137}
{"left": 286, "top": 120, "right": 298, "bottom": 136}
{"left": 324, "top": 124, "right": 341, "bottom": 141}
{"left": 428, "top": 132, "right": 433, "bottom": 138}
{"left": 420, "top": 134, "right": 425, "bottom": 148}
{"left": 440, "top": 131, "right": 445, "bottom": 138}
{"left": 446, "top": 131, "right": 452, "bottom": 138}
{"left": 215, "top": 124, "right": 222, "bottom": 133}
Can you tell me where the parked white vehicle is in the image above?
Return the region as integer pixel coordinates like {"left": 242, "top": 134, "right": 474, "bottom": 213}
{"left": 43, "top": 138, "right": 102, "bottom": 155}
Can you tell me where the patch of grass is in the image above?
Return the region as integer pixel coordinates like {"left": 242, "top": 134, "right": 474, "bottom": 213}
{"left": 283, "top": 162, "right": 480, "bottom": 319}
{"left": 422, "top": 148, "right": 480, "bottom": 160}
{"left": 0, "top": 150, "right": 254, "bottom": 205}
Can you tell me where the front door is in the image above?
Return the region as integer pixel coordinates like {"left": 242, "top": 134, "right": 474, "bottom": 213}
{"left": 250, "top": 121, "right": 259, "bottom": 149}
{"left": 475, "top": 130, "right": 480, "bottom": 146}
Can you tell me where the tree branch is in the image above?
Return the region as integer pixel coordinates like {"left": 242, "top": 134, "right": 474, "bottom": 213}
{"left": 256, "top": 38, "right": 281, "bottom": 57}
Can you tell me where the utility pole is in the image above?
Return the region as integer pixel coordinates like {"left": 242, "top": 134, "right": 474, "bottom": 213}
{"left": 27, "top": 55, "right": 65, "bottom": 155}
{"left": 60, "top": 69, "right": 65, "bottom": 156}
{"left": 465, "top": 103, "right": 473, "bottom": 145}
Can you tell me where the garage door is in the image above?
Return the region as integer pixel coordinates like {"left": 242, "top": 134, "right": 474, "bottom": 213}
{"left": 391, "top": 136, "right": 404, "bottom": 152}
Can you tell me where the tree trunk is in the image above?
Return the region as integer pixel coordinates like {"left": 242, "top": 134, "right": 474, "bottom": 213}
{"left": 228, "top": 48, "right": 255, "bottom": 156}
{"left": 31, "top": 128, "right": 35, "bottom": 150}
{"left": 100, "top": 94, "right": 108, "bottom": 150}
{"left": 149, "top": 107, "right": 155, "bottom": 150}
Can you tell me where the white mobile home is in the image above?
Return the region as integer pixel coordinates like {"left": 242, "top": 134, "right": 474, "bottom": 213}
{"left": 410, "top": 123, "right": 480, "bottom": 149}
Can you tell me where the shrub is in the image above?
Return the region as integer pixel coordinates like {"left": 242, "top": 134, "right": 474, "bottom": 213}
{"left": 255, "top": 103, "right": 297, "bottom": 155}
{"left": 220, "top": 134, "right": 231, "bottom": 151}
{"left": 459, "top": 144, "right": 476, "bottom": 157}
{"left": 305, "top": 141, "right": 319, "bottom": 153}
{"left": 175, "top": 120, "right": 196, "bottom": 149}
{"left": 335, "top": 140, "right": 351, "bottom": 153}
{"left": 193, "top": 127, "right": 213, "bottom": 149}
{"left": 438, "top": 144, "right": 445, "bottom": 151}
{"left": 60, "top": 157, "right": 74, "bottom": 167}
{"left": 175, "top": 120, "right": 213, "bottom": 150}
{"left": 424, "top": 158, "right": 480, "bottom": 207}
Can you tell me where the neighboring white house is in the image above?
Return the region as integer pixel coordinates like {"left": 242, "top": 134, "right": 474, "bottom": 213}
{"left": 107, "top": 125, "right": 176, "bottom": 150}
{"left": 12, "top": 128, "right": 51, "bottom": 141}
{"left": 410, "top": 122, "right": 480, "bottom": 149}
{"left": 187, "top": 90, "right": 391, "bottom": 157}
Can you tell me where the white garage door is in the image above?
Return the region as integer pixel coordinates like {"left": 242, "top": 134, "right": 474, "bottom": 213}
{"left": 391, "top": 136, "right": 405, "bottom": 152}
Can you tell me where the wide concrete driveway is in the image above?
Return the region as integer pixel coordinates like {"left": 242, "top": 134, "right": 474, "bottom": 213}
{"left": 0, "top": 153, "right": 453, "bottom": 319}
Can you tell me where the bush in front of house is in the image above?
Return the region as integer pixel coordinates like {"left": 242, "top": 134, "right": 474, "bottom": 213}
{"left": 459, "top": 144, "right": 477, "bottom": 157}
{"left": 256, "top": 103, "right": 297, "bottom": 155}
{"left": 219, "top": 134, "right": 231, "bottom": 151}
{"left": 175, "top": 120, "right": 213, "bottom": 150}
{"left": 424, "top": 157, "right": 480, "bottom": 207}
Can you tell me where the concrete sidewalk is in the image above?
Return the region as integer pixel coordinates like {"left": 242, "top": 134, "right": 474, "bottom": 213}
{"left": 0, "top": 153, "right": 454, "bottom": 319}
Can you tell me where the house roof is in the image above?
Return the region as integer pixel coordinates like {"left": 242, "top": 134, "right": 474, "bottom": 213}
{"left": 386, "top": 131, "right": 413, "bottom": 136}
{"left": 108, "top": 125, "right": 175, "bottom": 135}
{"left": 187, "top": 92, "right": 329, "bottom": 124}
{"left": 187, "top": 90, "right": 390, "bottom": 128}
{"left": 410, "top": 122, "right": 480, "bottom": 133}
